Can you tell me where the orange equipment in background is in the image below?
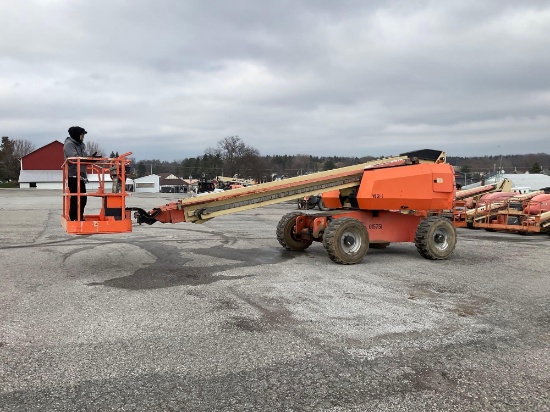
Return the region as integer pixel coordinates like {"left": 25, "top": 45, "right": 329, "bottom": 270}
{"left": 451, "top": 178, "right": 513, "bottom": 228}
{"left": 465, "top": 191, "right": 550, "bottom": 235}
{"left": 61, "top": 152, "right": 133, "bottom": 234}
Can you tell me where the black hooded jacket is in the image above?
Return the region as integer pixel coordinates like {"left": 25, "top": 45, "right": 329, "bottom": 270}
{"left": 64, "top": 126, "right": 88, "bottom": 178}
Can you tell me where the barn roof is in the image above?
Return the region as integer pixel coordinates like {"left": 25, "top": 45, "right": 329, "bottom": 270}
{"left": 159, "top": 172, "right": 186, "bottom": 186}
{"left": 21, "top": 141, "right": 63, "bottom": 158}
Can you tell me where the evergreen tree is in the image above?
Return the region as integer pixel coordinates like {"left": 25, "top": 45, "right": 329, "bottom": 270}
{"left": 0, "top": 136, "right": 18, "bottom": 181}
{"left": 137, "top": 162, "right": 146, "bottom": 177}
{"left": 323, "top": 159, "right": 336, "bottom": 170}
{"left": 529, "top": 162, "right": 543, "bottom": 174}
{"left": 460, "top": 164, "right": 471, "bottom": 174}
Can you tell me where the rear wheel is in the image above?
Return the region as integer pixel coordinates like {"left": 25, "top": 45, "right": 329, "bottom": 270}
{"left": 415, "top": 216, "right": 457, "bottom": 260}
{"left": 276, "top": 212, "right": 313, "bottom": 251}
{"left": 323, "top": 217, "right": 369, "bottom": 264}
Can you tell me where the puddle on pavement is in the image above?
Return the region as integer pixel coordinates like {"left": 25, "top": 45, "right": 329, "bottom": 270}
{"left": 86, "top": 245, "right": 293, "bottom": 290}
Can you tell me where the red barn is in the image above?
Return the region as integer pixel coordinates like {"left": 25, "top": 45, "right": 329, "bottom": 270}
{"left": 21, "top": 141, "right": 64, "bottom": 171}
{"left": 19, "top": 141, "right": 64, "bottom": 189}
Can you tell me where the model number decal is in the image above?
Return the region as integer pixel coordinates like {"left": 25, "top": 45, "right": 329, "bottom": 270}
{"left": 372, "top": 194, "right": 384, "bottom": 198}
{"left": 369, "top": 224, "right": 383, "bottom": 229}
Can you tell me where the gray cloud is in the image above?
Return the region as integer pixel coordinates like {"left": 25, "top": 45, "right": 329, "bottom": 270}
{"left": 1, "top": 0, "right": 549, "bottom": 160}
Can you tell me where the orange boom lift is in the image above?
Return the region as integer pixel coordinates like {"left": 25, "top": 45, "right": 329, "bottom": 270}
{"left": 62, "top": 149, "right": 458, "bottom": 264}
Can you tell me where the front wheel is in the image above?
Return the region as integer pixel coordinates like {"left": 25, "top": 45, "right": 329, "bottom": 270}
{"left": 322, "top": 217, "right": 369, "bottom": 264}
{"left": 415, "top": 216, "right": 457, "bottom": 260}
{"left": 276, "top": 212, "right": 313, "bottom": 251}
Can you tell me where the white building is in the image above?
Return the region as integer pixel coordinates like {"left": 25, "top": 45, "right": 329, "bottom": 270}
{"left": 133, "top": 174, "right": 160, "bottom": 193}
{"left": 463, "top": 173, "right": 550, "bottom": 193}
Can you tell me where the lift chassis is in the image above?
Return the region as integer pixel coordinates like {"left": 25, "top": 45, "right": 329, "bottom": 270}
{"left": 62, "top": 149, "right": 458, "bottom": 265}
{"left": 274, "top": 152, "right": 457, "bottom": 264}
{"left": 277, "top": 210, "right": 455, "bottom": 264}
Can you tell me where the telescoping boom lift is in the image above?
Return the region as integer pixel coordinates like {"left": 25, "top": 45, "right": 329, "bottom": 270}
{"left": 452, "top": 178, "right": 513, "bottom": 228}
{"left": 461, "top": 190, "right": 550, "bottom": 234}
{"left": 62, "top": 149, "right": 458, "bottom": 265}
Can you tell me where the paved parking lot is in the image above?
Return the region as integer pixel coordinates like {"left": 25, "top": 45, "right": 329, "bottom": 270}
{"left": 1, "top": 189, "right": 549, "bottom": 411}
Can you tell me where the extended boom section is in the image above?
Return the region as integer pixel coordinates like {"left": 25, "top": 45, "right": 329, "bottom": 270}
{"left": 134, "top": 155, "right": 410, "bottom": 225}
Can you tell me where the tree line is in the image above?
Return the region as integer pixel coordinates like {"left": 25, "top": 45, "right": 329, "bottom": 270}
{"left": 132, "top": 136, "right": 379, "bottom": 182}
{"left": 449, "top": 154, "right": 550, "bottom": 178}
{"left": 131, "top": 136, "right": 550, "bottom": 182}
{"left": 1, "top": 135, "right": 549, "bottom": 183}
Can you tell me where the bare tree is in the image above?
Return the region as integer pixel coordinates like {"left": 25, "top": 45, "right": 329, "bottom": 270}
{"left": 290, "top": 154, "right": 312, "bottom": 175}
{"left": 214, "top": 136, "right": 260, "bottom": 177}
{"left": 85, "top": 141, "right": 106, "bottom": 157}
{"left": 12, "top": 139, "right": 36, "bottom": 159}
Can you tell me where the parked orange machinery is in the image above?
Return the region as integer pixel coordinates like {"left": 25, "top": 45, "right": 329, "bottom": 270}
{"left": 451, "top": 178, "right": 513, "bottom": 228}
{"left": 62, "top": 149, "right": 458, "bottom": 264}
{"left": 460, "top": 190, "right": 550, "bottom": 235}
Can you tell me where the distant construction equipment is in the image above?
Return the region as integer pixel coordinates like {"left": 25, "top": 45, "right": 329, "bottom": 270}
{"left": 451, "top": 179, "right": 550, "bottom": 235}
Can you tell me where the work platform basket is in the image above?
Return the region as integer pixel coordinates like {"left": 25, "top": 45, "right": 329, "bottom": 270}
{"left": 61, "top": 152, "right": 133, "bottom": 234}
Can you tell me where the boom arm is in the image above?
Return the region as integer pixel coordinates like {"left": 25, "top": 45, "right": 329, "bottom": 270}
{"left": 132, "top": 150, "right": 449, "bottom": 225}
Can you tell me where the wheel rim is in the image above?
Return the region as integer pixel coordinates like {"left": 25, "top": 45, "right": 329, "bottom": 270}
{"left": 340, "top": 229, "right": 362, "bottom": 254}
{"left": 433, "top": 227, "right": 450, "bottom": 251}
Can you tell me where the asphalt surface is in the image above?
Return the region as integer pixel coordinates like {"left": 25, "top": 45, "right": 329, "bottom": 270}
{"left": 0, "top": 189, "right": 549, "bottom": 411}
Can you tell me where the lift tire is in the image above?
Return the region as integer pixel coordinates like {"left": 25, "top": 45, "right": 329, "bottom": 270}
{"left": 276, "top": 212, "right": 313, "bottom": 251}
{"left": 322, "top": 217, "right": 369, "bottom": 265}
{"left": 415, "top": 216, "right": 457, "bottom": 260}
{"left": 370, "top": 242, "right": 390, "bottom": 249}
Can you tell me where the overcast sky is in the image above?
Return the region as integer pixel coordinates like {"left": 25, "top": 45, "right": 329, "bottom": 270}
{"left": 1, "top": 0, "right": 549, "bottom": 161}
